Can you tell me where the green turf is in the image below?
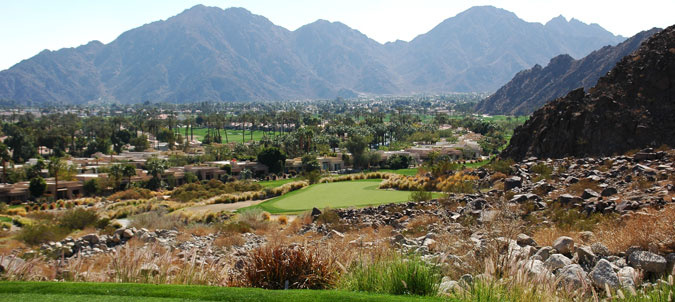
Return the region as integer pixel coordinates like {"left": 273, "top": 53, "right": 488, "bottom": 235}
{"left": 0, "top": 216, "right": 11, "bottom": 223}
{"left": 177, "top": 127, "right": 274, "bottom": 142}
{"left": 377, "top": 168, "right": 419, "bottom": 176}
{"left": 251, "top": 179, "right": 436, "bottom": 214}
{"left": 0, "top": 282, "right": 449, "bottom": 302}
{"left": 257, "top": 178, "right": 299, "bottom": 188}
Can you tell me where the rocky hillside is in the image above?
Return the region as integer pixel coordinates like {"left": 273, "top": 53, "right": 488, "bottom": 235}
{"left": 0, "top": 5, "right": 624, "bottom": 105}
{"left": 475, "top": 28, "right": 659, "bottom": 115}
{"left": 501, "top": 25, "right": 675, "bottom": 161}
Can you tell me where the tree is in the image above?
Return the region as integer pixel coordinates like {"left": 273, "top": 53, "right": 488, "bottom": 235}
{"left": 301, "top": 154, "right": 320, "bottom": 173}
{"left": 29, "top": 177, "right": 46, "bottom": 198}
{"left": 122, "top": 164, "right": 137, "bottom": 188}
{"left": 131, "top": 134, "right": 150, "bottom": 152}
{"left": 0, "top": 143, "right": 10, "bottom": 183}
{"left": 257, "top": 147, "right": 286, "bottom": 174}
{"left": 47, "top": 157, "right": 66, "bottom": 198}
{"left": 83, "top": 179, "right": 100, "bottom": 196}
{"left": 144, "top": 157, "right": 167, "bottom": 190}
{"left": 344, "top": 135, "right": 370, "bottom": 169}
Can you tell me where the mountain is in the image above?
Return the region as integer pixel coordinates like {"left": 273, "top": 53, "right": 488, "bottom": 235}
{"left": 475, "top": 28, "right": 660, "bottom": 115}
{"left": 501, "top": 24, "right": 675, "bottom": 161}
{"left": 0, "top": 5, "right": 626, "bottom": 105}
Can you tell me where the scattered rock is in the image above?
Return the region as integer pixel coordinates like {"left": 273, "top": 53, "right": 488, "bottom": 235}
{"left": 516, "top": 234, "right": 537, "bottom": 247}
{"left": 590, "top": 259, "right": 620, "bottom": 289}
{"left": 552, "top": 236, "right": 575, "bottom": 255}
{"left": 627, "top": 250, "right": 667, "bottom": 273}
{"left": 544, "top": 253, "right": 571, "bottom": 270}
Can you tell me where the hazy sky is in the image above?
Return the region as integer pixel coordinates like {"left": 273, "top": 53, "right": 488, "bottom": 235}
{"left": 1, "top": 0, "right": 673, "bottom": 70}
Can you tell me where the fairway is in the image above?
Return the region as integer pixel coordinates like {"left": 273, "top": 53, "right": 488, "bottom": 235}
{"left": 255, "top": 179, "right": 415, "bottom": 213}
{"left": 177, "top": 127, "right": 274, "bottom": 142}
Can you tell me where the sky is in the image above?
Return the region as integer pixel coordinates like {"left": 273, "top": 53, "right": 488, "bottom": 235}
{"left": 1, "top": 0, "right": 673, "bottom": 70}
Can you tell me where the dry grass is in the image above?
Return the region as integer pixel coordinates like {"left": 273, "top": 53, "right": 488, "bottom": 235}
{"left": 403, "top": 214, "right": 441, "bottom": 237}
{"left": 567, "top": 179, "right": 601, "bottom": 196}
{"left": 213, "top": 233, "right": 245, "bottom": 249}
{"left": 595, "top": 205, "right": 675, "bottom": 253}
{"left": 532, "top": 227, "right": 584, "bottom": 248}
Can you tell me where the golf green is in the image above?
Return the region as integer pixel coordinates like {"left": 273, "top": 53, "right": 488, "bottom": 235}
{"left": 256, "top": 179, "right": 414, "bottom": 213}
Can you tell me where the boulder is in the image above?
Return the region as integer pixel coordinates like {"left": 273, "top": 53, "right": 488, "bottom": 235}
{"left": 533, "top": 246, "right": 554, "bottom": 261}
{"left": 575, "top": 245, "right": 597, "bottom": 268}
{"left": 522, "top": 259, "right": 551, "bottom": 278}
{"left": 627, "top": 250, "right": 667, "bottom": 273}
{"left": 581, "top": 189, "right": 601, "bottom": 199}
{"left": 0, "top": 257, "right": 25, "bottom": 273}
{"left": 81, "top": 234, "right": 100, "bottom": 245}
{"left": 666, "top": 253, "right": 675, "bottom": 275}
{"left": 558, "top": 194, "right": 581, "bottom": 205}
{"left": 140, "top": 263, "right": 160, "bottom": 276}
{"left": 557, "top": 264, "right": 588, "bottom": 288}
{"left": 590, "top": 259, "right": 620, "bottom": 289}
{"left": 122, "top": 229, "right": 134, "bottom": 239}
{"left": 617, "top": 266, "right": 638, "bottom": 289}
{"left": 544, "top": 253, "right": 571, "bottom": 270}
{"left": 504, "top": 176, "right": 522, "bottom": 190}
{"left": 516, "top": 233, "right": 537, "bottom": 247}
{"left": 438, "top": 277, "right": 461, "bottom": 294}
{"left": 552, "top": 236, "right": 575, "bottom": 255}
{"left": 601, "top": 187, "right": 618, "bottom": 197}
{"left": 590, "top": 242, "right": 610, "bottom": 257}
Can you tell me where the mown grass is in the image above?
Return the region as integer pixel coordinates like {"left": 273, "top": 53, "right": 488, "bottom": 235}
{"left": 258, "top": 178, "right": 299, "bottom": 188}
{"left": 378, "top": 168, "right": 419, "bottom": 176}
{"left": 248, "top": 180, "right": 438, "bottom": 214}
{"left": 0, "top": 282, "right": 448, "bottom": 302}
{"left": 177, "top": 127, "right": 273, "bottom": 142}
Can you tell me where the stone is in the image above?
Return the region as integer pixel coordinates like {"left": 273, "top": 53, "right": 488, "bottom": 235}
{"left": 579, "top": 231, "right": 595, "bottom": 243}
{"left": 544, "top": 253, "right": 571, "bottom": 270}
{"left": 516, "top": 233, "right": 537, "bottom": 247}
{"left": 0, "top": 257, "right": 25, "bottom": 273}
{"left": 627, "top": 250, "right": 667, "bottom": 273}
{"left": 581, "top": 189, "right": 601, "bottom": 199}
{"left": 122, "top": 229, "right": 134, "bottom": 239}
{"left": 310, "top": 207, "right": 322, "bottom": 218}
{"left": 575, "top": 245, "right": 597, "bottom": 268}
{"left": 552, "top": 236, "right": 575, "bottom": 255}
{"left": 558, "top": 194, "right": 581, "bottom": 205}
{"left": 81, "top": 234, "right": 100, "bottom": 244}
{"left": 438, "top": 277, "right": 461, "bottom": 294}
{"left": 533, "top": 246, "right": 554, "bottom": 262}
{"left": 504, "top": 176, "right": 522, "bottom": 190}
{"left": 617, "top": 266, "right": 638, "bottom": 289}
{"left": 557, "top": 264, "right": 588, "bottom": 288}
{"left": 460, "top": 274, "right": 473, "bottom": 285}
{"left": 522, "top": 259, "right": 551, "bottom": 278}
{"left": 601, "top": 187, "right": 618, "bottom": 197}
{"left": 590, "top": 242, "right": 610, "bottom": 257}
{"left": 666, "top": 253, "right": 675, "bottom": 275}
{"left": 590, "top": 259, "right": 620, "bottom": 289}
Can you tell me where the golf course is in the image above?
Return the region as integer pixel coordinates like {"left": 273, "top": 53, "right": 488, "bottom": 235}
{"left": 251, "top": 179, "right": 430, "bottom": 214}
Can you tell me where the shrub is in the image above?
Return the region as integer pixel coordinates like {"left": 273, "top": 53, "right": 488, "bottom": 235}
{"left": 315, "top": 208, "right": 340, "bottom": 225}
{"left": 29, "top": 177, "right": 47, "bottom": 198}
{"left": 83, "top": 179, "right": 100, "bottom": 196}
{"left": 58, "top": 208, "right": 99, "bottom": 230}
{"left": 278, "top": 215, "right": 288, "bottom": 225}
{"left": 109, "top": 188, "right": 153, "bottom": 201}
{"left": 409, "top": 189, "right": 432, "bottom": 202}
{"left": 487, "top": 158, "right": 515, "bottom": 175}
{"left": 238, "top": 208, "right": 271, "bottom": 231}
{"left": 0, "top": 202, "right": 8, "bottom": 214}
{"left": 341, "top": 253, "right": 441, "bottom": 296}
{"left": 17, "top": 223, "right": 69, "bottom": 245}
{"left": 231, "top": 245, "right": 338, "bottom": 289}
{"left": 129, "top": 210, "right": 184, "bottom": 230}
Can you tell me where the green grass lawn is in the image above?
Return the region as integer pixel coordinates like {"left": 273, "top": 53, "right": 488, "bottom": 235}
{"left": 250, "top": 179, "right": 436, "bottom": 214}
{"left": 177, "top": 127, "right": 274, "bottom": 142}
{"left": 0, "top": 282, "right": 448, "bottom": 302}
{"left": 377, "top": 168, "right": 419, "bottom": 176}
{"left": 0, "top": 216, "right": 11, "bottom": 223}
{"left": 257, "top": 178, "right": 299, "bottom": 188}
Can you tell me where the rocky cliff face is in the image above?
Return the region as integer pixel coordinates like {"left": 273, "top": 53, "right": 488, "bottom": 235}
{"left": 475, "top": 29, "right": 659, "bottom": 115}
{"left": 501, "top": 25, "right": 675, "bottom": 160}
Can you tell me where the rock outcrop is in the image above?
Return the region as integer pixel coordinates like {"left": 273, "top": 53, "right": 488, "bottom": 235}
{"left": 502, "top": 25, "right": 675, "bottom": 161}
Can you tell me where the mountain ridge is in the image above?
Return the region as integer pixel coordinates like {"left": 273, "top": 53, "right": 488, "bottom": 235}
{"left": 0, "top": 5, "right": 626, "bottom": 105}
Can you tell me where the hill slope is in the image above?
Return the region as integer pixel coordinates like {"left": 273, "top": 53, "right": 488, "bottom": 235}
{"left": 501, "top": 25, "right": 675, "bottom": 160}
{"left": 0, "top": 5, "right": 625, "bottom": 105}
{"left": 475, "top": 28, "right": 659, "bottom": 115}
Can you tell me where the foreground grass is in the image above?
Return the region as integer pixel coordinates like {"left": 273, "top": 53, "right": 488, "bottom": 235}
{"left": 0, "top": 282, "right": 448, "bottom": 302}
{"left": 251, "top": 179, "right": 436, "bottom": 214}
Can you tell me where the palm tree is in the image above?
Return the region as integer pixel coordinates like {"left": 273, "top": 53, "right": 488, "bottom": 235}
{"left": 47, "top": 157, "right": 66, "bottom": 199}
{"left": 0, "top": 143, "right": 10, "bottom": 183}
{"left": 122, "top": 164, "right": 137, "bottom": 189}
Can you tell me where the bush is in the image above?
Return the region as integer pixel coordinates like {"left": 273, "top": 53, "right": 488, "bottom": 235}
{"left": 17, "top": 223, "right": 69, "bottom": 245}
{"left": 487, "top": 158, "right": 514, "bottom": 175}
{"left": 109, "top": 187, "right": 153, "bottom": 201}
{"left": 29, "top": 177, "right": 47, "bottom": 198}
{"left": 58, "top": 208, "right": 99, "bottom": 230}
{"left": 0, "top": 202, "right": 7, "bottom": 214}
{"left": 231, "top": 245, "right": 338, "bottom": 289}
{"left": 83, "top": 179, "right": 100, "bottom": 196}
{"left": 341, "top": 253, "right": 441, "bottom": 296}
{"left": 386, "top": 154, "right": 413, "bottom": 169}
{"left": 171, "top": 180, "right": 262, "bottom": 202}
{"left": 409, "top": 189, "right": 432, "bottom": 202}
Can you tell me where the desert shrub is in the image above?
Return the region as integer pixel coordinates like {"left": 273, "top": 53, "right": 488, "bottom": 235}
{"left": 486, "top": 158, "right": 514, "bottom": 175}
{"left": 58, "top": 208, "right": 99, "bottom": 230}
{"left": 315, "top": 208, "right": 340, "bottom": 225}
{"left": 237, "top": 208, "right": 271, "bottom": 231}
{"left": 341, "top": 253, "right": 441, "bottom": 296}
{"left": 437, "top": 172, "right": 478, "bottom": 193}
{"left": 278, "top": 215, "right": 288, "bottom": 225}
{"left": 6, "top": 207, "right": 27, "bottom": 216}
{"left": 0, "top": 202, "right": 7, "bottom": 214}
{"left": 409, "top": 189, "right": 432, "bottom": 202}
{"left": 171, "top": 180, "right": 262, "bottom": 202}
{"left": 530, "top": 163, "right": 553, "bottom": 180}
{"left": 129, "top": 210, "right": 184, "bottom": 230}
{"left": 218, "top": 220, "right": 252, "bottom": 234}
{"left": 109, "top": 188, "right": 153, "bottom": 201}
{"left": 17, "top": 223, "right": 69, "bottom": 245}
{"left": 230, "top": 245, "right": 338, "bottom": 289}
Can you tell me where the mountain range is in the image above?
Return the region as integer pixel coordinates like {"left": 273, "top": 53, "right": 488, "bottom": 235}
{"left": 501, "top": 24, "right": 675, "bottom": 160}
{"left": 475, "top": 28, "right": 660, "bottom": 115}
{"left": 0, "top": 5, "right": 625, "bottom": 105}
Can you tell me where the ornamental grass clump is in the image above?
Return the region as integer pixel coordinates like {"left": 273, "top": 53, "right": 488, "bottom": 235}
{"left": 230, "top": 244, "right": 338, "bottom": 289}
